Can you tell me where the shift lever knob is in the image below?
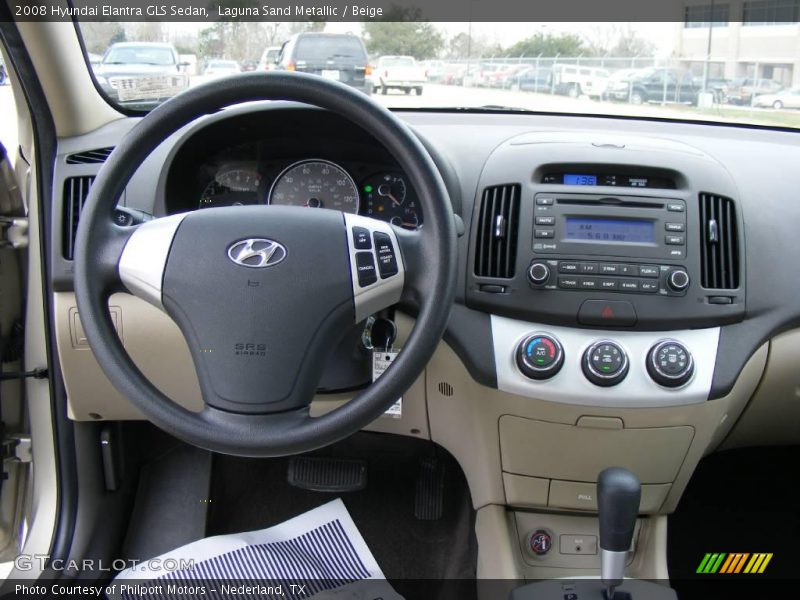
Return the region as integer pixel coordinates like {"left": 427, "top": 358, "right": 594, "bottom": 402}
{"left": 598, "top": 467, "right": 641, "bottom": 598}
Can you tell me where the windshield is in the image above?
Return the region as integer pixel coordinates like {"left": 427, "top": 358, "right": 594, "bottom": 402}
{"left": 103, "top": 46, "right": 175, "bottom": 66}
{"left": 77, "top": 20, "right": 800, "bottom": 130}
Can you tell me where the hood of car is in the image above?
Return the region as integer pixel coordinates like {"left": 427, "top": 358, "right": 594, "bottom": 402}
{"left": 95, "top": 64, "right": 178, "bottom": 78}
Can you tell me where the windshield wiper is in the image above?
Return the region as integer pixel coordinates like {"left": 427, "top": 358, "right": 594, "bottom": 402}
{"left": 476, "top": 104, "right": 534, "bottom": 112}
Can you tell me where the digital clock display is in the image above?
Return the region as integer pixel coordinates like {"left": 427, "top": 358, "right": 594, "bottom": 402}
{"left": 563, "top": 174, "right": 598, "bottom": 186}
{"left": 565, "top": 217, "right": 655, "bottom": 244}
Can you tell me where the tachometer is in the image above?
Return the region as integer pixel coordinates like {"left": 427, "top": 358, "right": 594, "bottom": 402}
{"left": 268, "top": 159, "right": 360, "bottom": 214}
{"left": 199, "top": 166, "right": 262, "bottom": 209}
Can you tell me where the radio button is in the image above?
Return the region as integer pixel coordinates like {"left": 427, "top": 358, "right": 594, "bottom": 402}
{"left": 640, "top": 280, "right": 659, "bottom": 293}
{"left": 620, "top": 279, "right": 640, "bottom": 292}
{"left": 639, "top": 265, "right": 660, "bottom": 278}
{"left": 600, "top": 279, "right": 619, "bottom": 290}
{"left": 535, "top": 229, "right": 555, "bottom": 239}
{"left": 535, "top": 216, "right": 556, "bottom": 226}
{"left": 528, "top": 262, "right": 551, "bottom": 285}
{"left": 558, "top": 277, "right": 579, "bottom": 289}
{"left": 536, "top": 197, "right": 554, "bottom": 206}
{"left": 558, "top": 262, "right": 580, "bottom": 273}
{"left": 599, "top": 264, "right": 619, "bottom": 275}
{"left": 667, "top": 203, "right": 685, "bottom": 212}
{"left": 618, "top": 264, "right": 638, "bottom": 276}
{"left": 665, "top": 222, "right": 685, "bottom": 232}
{"left": 579, "top": 262, "right": 599, "bottom": 274}
{"left": 579, "top": 278, "right": 599, "bottom": 289}
{"left": 665, "top": 235, "right": 685, "bottom": 245}
{"left": 668, "top": 248, "right": 684, "bottom": 258}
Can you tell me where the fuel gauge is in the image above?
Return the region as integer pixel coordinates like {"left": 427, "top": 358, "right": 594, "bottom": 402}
{"left": 361, "top": 173, "right": 422, "bottom": 229}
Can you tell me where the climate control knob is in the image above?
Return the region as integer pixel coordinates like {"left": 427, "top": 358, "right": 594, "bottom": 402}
{"left": 647, "top": 340, "right": 694, "bottom": 388}
{"left": 667, "top": 268, "right": 690, "bottom": 292}
{"left": 528, "top": 262, "right": 551, "bottom": 286}
{"left": 582, "top": 340, "right": 629, "bottom": 386}
{"left": 516, "top": 333, "right": 564, "bottom": 380}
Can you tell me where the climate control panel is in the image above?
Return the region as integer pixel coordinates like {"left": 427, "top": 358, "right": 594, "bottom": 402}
{"left": 497, "top": 316, "right": 719, "bottom": 408}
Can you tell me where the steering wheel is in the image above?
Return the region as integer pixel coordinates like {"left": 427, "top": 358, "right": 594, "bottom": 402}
{"left": 74, "top": 72, "right": 457, "bottom": 457}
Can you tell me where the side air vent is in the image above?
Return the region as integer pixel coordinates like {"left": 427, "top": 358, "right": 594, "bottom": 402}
{"left": 699, "top": 192, "right": 739, "bottom": 289}
{"left": 65, "top": 147, "right": 113, "bottom": 165}
{"left": 474, "top": 184, "right": 521, "bottom": 279}
{"left": 62, "top": 176, "right": 95, "bottom": 260}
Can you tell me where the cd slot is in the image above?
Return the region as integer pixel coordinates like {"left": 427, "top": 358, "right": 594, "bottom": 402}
{"left": 557, "top": 198, "right": 664, "bottom": 209}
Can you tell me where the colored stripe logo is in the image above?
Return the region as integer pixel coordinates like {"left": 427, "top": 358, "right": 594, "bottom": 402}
{"left": 696, "top": 553, "right": 773, "bottom": 574}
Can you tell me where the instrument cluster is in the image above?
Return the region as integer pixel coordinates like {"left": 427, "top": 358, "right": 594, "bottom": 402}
{"left": 195, "top": 157, "right": 422, "bottom": 230}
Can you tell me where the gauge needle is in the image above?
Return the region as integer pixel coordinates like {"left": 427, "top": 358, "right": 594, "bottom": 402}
{"left": 378, "top": 184, "right": 403, "bottom": 207}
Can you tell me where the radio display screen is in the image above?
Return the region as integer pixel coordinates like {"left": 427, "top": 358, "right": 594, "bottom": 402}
{"left": 565, "top": 217, "right": 655, "bottom": 244}
{"left": 563, "top": 174, "right": 597, "bottom": 186}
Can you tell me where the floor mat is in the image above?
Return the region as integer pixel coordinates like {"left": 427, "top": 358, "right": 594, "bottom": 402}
{"left": 206, "top": 433, "right": 478, "bottom": 599}
{"left": 668, "top": 447, "right": 800, "bottom": 598}
{"left": 112, "top": 499, "right": 401, "bottom": 600}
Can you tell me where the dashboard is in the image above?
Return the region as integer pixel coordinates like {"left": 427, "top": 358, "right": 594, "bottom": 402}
{"left": 163, "top": 109, "right": 423, "bottom": 229}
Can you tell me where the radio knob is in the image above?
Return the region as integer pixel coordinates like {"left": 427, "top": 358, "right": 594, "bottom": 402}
{"left": 647, "top": 340, "right": 695, "bottom": 388}
{"left": 582, "top": 340, "right": 629, "bottom": 386}
{"left": 528, "top": 262, "right": 551, "bottom": 286}
{"left": 667, "top": 268, "right": 690, "bottom": 292}
{"left": 516, "top": 333, "right": 564, "bottom": 380}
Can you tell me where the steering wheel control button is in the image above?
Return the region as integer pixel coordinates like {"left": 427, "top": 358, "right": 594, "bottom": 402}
{"left": 578, "top": 300, "right": 637, "bottom": 327}
{"left": 528, "top": 261, "right": 551, "bottom": 286}
{"left": 582, "top": 340, "right": 629, "bottom": 386}
{"left": 516, "top": 334, "right": 564, "bottom": 380}
{"left": 352, "top": 226, "right": 372, "bottom": 249}
{"left": 373, "top": 232, "right": 399, "bottom": 278}
{"left": 355, "top": 251, "right": 378, "bottom": 287}
{"left": 647, "top": 340, "right": 695, "bottom": 388}
{"left": 529, "top": 529, "right": 553, "bottom": 556}
{"left": 667, "top": 268, "right": 690, "bottom": 292}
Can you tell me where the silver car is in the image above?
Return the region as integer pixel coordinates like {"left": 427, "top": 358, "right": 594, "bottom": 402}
{"left": 753, "top": 86, "right": 800, "bottom": 109}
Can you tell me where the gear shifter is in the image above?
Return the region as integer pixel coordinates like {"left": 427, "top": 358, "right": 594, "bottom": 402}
{"left": 598, "top": 467, "right": 641, "bottom": 600}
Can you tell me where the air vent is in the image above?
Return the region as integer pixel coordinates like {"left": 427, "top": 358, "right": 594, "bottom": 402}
{"left": 65, "top": 147, "right": 113, "bottom": 165}
{"left": 474, "top": 184, "right": 521, "bottom": 279}
{"left": 62, "top": 176, "right": 95, "bottom": 260}
{"left": 699, "top": 193, "right": 739, "bottom": 289}
{"left": 437, "top": 382, "right": 454, "bottom": 397}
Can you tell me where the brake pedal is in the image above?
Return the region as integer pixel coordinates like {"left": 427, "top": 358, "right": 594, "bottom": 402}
{"left": 287, "top": 456, "right": 367, "bottom": 492}
{"left": 415, "top": 457, "right": 445, "bottom": 520}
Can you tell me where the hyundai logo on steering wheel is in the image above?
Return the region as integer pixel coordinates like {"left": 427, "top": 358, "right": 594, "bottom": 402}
{"left": 227, "top": 238, "right": 287, "bottom": 268}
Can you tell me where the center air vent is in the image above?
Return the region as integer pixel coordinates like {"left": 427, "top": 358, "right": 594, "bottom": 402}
{"left": 474, "top": 184, "right": 521, "bottom": 279}
{"left": 699, "top": 192, "right": 739, "bottom": 289}
{"left": 65, "top": 147, "right": 113, "bottom": 165}
{"left": 62, "top": 176, "right": 95, "bottom": 260}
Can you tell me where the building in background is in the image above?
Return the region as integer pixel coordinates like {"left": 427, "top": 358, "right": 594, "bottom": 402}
{"left": 676, "top": 0, "right": 800, "bottom": 86}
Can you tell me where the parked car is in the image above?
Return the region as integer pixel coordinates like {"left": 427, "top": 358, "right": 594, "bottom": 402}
{"left": 240, "top": 59, "right": 258, "bottom": 72}
{"left": 753, "top": 86, "right": 800, "bottom": 109}
{"left": 727, "top": 78, "right": 784, "bottom": 105}
{"left": 692, "top": 76, "right": 732, "bottom": 104}
{"left": 607, "top": 67, "right": 699, "bottom": 105}
{"left": 0, "top": 60, "right": 6, "bottom": 85}
{"left": 474, "top": 64, "right": 508, "bottom": 87}
{"left": 371, "top": 55, "right": 427, "bottom": 95}
{"left": 274, "top": 33, "right": 372, "bottom": 94}
{"left": 488, "top": 64, "right": 529, "bottom": 88}
{"left": 420, "top": 59, "right": 445, "bottom": 82}
{"left": 441, "top": 62, "right": 467, "bottom": 85}
{"left": 257, "top": 46, "right": 282, "bottom": 71}
{"left": 601, "top": 68, "right": 642, "bottom": 101}
{"left": 552, "top": 64, "right": 610, "bottom": 98}
{"left": 93, "top": 42, "right": 189, "bottom": 106}
{"left": 203, "top": 59, "right": 241, "bottom": 78}
{"left": 507, "top": 66, "right": 553, "bottom": 92}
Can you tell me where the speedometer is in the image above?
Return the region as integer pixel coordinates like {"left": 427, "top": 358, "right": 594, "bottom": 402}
{"left": 268, "top": 159, "right": 360, "bottom": 214}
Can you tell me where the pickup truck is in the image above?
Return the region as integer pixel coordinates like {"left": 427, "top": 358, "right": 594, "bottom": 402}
{"left": 371, "top": 55, "right": 427, "bottom": 95}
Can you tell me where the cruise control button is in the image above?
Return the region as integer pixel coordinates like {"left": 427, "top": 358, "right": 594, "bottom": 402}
{"left": 373, "top": 232, "right": 399, "bottom": 278}
{"left": 665, "top": 222, "right": 685, "bottom": 232}
{"left": 639, "top": 265, "right": 660, "bottom": 277}
{"left": 355, "top": 251, "right": 378, "bottom": 287}
{"left": 352, "top": 226, "right": 372, "bottom": 249}
{"left": 578, "top": 300, "right": 637, "bottom": 327}
{"left": 558, "top": 262, "right": 580, "bottom": 273}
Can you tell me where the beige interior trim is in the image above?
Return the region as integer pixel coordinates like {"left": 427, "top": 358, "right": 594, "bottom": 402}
{"left": 15, "top": 19, "right": 122, "bottom": 137}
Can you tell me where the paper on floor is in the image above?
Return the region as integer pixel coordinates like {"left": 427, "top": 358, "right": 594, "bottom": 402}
{"left": 110, "top": 498, "right": 403, "bottom": 600}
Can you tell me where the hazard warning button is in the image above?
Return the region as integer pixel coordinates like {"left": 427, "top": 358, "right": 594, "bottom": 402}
{"left": 578, "top": 300, "right": 637, "bottom": 327}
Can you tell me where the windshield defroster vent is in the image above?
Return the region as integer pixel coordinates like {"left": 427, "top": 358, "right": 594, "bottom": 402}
{"left": 66, "top": 147, "right": 114, "bottom": 165}
{"left": 699, "top": 192, "right": 739, "bottom": 289}
{"left": 474, "top": 184, "right": 521, "bottom": 279}
{"left": 62, "top": 176, "right": 95, "bottom": 260}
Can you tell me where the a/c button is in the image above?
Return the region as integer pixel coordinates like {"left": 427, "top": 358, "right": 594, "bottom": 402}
{"left": 578, "top": 300, "right": 637, "bottom": 327}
